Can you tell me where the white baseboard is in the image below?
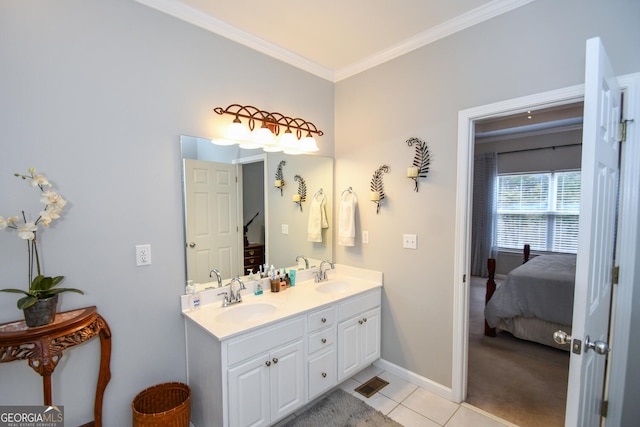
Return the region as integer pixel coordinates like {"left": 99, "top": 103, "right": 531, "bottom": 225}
{"left": 373, "top": 358, "right": 454, "bottom": 401}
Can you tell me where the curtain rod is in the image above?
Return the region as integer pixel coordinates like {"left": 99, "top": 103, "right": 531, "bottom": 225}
{"left": 497, "top": 143, "right": 581, "bottom": 155}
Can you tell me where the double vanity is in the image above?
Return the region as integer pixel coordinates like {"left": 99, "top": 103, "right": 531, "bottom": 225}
{"left": 181, "top": 265, "right": 382, "bottom": 427}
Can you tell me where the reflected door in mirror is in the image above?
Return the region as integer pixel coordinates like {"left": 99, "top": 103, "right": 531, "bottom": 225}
{"left": 184, "top": 159, "right": 242, "bottom": 283}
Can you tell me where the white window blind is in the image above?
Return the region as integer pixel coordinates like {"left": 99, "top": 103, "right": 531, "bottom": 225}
{"left": 496, "top": 171, "right": 581, "bottom": 253}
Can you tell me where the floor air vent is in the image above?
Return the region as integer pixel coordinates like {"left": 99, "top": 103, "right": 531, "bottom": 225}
{"left": 355, "top": 376, "right": 389, "bottom": 398}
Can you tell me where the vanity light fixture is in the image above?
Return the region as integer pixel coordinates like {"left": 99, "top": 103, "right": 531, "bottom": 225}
{"left": 212, "top": 104, "right": 323, "bottom": 154}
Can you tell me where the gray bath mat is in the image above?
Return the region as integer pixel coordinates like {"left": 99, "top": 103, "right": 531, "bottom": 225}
{"left": 281, "top": 388, "right": 403, "bottom": 426}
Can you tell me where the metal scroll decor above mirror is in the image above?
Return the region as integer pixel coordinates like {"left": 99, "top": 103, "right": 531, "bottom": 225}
{"left": 180, "top": 135, "right": 333, "bottom": 285}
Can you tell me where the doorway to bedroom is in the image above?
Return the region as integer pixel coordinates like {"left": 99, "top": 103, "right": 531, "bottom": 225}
{"left": 465, "top": 101, "right": 584, "bottom": 426}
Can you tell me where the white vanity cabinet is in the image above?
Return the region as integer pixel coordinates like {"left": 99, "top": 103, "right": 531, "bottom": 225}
{"left": 184, "top": 281, "right": 382, "bottom": 427}
{"left": 337, "top": 290, "right": 381, "bottom": 381}
{"left": 227, "top": 318, "right": 305, "bottom": 427}
{"left": 307, "top": 306, "right": 337, "bottom": 399}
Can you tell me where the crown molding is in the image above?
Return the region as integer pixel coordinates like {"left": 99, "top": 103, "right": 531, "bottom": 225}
{"left": 135, "top": 0, "right": 336, "bottom": 81}
{"left": 335, "top": 0, "right": 535, "bottom": 81}
{"left": 136, "top": 0, "right": 533, "bottom": 83}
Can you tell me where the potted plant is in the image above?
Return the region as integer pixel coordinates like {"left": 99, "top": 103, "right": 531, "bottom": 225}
{"left": 0, "top": 168, "right": 83, "bottom": 327}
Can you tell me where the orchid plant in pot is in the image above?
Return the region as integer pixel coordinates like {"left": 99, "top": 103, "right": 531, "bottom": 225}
{"left": 0, "top": 168, "right": 83, "bottom": 327}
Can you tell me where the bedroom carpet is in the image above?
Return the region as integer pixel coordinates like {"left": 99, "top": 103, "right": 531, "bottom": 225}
{"left": 467, "top": 276, "right": 570, "bottom": 427}
{"left": 278, "top": 388, "right": 402, "bottom": 427}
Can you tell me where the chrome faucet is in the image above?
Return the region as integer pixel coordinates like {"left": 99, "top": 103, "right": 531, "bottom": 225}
{"left": 209, "top": 268, "right": 222, "bottom": 287}
{"left": 218, "top": 276, "right": 246, "bottom": 307}
{"left": 229, "top": 277, "right": 246, "bottom": 303}
{"left": 296, "top": 255, "right": 309, "bottom": 270}
{"left": 316, "top": 260, "right": 335, "bottom": 282}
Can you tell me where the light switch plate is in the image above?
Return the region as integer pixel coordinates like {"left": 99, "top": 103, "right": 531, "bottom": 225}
{"left": 403, "top": 234, "right": 417, "bottom": 249}
{"left": 282, "top": 224, "right": 289, "bottom": 234}
{"left": 362, "top": 230, "right": 369, "bottom": 244}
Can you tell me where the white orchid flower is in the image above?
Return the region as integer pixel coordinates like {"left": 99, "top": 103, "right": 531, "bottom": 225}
{"left": 40, "top": 191, "right": 66, "bottom": 209}
{"left": 30, "top": 174, "right": 52, "bottom": 188}
{"left": 0, "top": 216, "right": 19, "bottom": 230}
{"left": 17, "top": 222, "right": 38, "bottom": 240}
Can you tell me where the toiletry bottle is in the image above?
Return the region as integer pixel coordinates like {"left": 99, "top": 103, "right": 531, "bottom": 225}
{"left": 191, "top": 283, "right": 201, "bottom": 310}
{"left": 185, "top": 280, "right": 194, "bottom": 295}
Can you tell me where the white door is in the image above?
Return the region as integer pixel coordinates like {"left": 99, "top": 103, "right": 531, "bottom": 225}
{"left": 184, "top": 159, "right": 241, "bottom": 283}
{"left": 563, "top": 37, "right": 621, "bottom": 426}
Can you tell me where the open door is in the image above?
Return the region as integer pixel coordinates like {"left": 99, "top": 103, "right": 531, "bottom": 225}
{"left": 560, "top": 37, "right": 621, "bottom": 426}
{"left": 184, "top": 159, "right": 241, "bottom": 283}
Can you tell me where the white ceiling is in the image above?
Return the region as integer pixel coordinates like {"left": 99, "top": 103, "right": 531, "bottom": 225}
{"left": 135, "top": 0, "right": 534, "bottom": 82}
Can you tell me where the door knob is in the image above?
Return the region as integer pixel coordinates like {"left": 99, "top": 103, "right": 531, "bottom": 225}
{"left": 585, "top": 335, "right": 611, "bottom": 355}
{"left": 553, "top": 330, "right": 571, "bottom": 345}
{"left": 188, "top": 242, "right": 196, "bottom": 248}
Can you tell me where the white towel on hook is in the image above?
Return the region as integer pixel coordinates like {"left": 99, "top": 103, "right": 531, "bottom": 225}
{"left": 338, "top": 190, "right": 357, "bottom": 246}
{"left": 308, "top": 192, "right": 328, "bottom": 242}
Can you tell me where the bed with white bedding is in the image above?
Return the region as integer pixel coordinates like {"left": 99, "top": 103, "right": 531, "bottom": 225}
{"left": 484, "top": 246, "right": 576, "bottom": 350}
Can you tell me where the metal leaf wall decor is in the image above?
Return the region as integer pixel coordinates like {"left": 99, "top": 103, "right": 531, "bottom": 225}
{"left": 370, "top": 165, "right": 389, "bottom": 214}
{"left": 406, "top": 137, "right": 431, "bottom": 192}
{"left": 275, "top": 160, "right": 286, "bottom": 196}
{"left": 294, "top": 174, "right": 306, "bottom": 212}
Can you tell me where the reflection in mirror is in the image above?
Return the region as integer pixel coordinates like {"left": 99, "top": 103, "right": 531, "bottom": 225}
{"left": 180, "top": 136, "right": 333, "bottom": 286}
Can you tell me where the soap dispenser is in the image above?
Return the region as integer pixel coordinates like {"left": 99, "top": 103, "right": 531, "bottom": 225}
{"left": 189, "top": 283, "right": 201, "bottom": 310}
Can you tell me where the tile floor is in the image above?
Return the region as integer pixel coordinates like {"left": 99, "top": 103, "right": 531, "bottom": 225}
{"left": 342, "top": 365, "right": 518, "bottom": 427}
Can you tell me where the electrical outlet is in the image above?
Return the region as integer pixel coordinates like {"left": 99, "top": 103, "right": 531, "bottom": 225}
{"left": 136, "top": 244, "right": 151, "bottom": 266}
{"left": 403, "top": 234, "right": 417, "bottom": 249}
{"left": 362, "top": 230, "right": 369, "bottom": 244}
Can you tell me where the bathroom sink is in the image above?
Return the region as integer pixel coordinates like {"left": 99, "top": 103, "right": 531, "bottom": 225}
{"left": 215, "top": 302, "right": 278, "bottom": 324}
{"left": 315, "top": 280, "right": 355, "bottom": 294}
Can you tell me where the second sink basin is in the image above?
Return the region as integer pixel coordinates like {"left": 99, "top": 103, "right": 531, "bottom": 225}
{"left": 216, "top": 302, "right": 278, "bottom": 324}
{"left": 315, "top": 280, "right": 355, "bottom": 294}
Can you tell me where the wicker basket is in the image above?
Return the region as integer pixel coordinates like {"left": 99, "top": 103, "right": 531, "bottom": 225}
{"left": 132, "top": 382, "right": 191, "bottom": 427}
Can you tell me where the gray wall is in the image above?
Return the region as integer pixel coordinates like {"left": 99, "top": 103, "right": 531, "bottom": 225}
{"left": 0, "top": 1, "right": 333, "bottom": 426}
{"left": 334, "top": 0, "right": 640, "bottom": 389}
{"left": 2, "top": 0, "right": 640, "bottom": 425}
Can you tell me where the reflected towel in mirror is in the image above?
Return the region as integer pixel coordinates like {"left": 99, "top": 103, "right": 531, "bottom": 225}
{"left": 308, "top": 190, "right": 328, "bottom": 242}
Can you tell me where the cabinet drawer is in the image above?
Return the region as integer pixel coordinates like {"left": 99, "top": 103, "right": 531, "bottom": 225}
{"left": 338, "top": 289, "right": 381, "bottom": 321}
{"left": 244, "top": 245, "right": 264, "bottom": 257}
{"left": 308, "top": 348, "right": 336, "bottom": 399}
{"left": 308, "top": 327, "right": 335, "bottom": 354}
{"left": 308, "top": 306, "right": 335, "bottom": 332}
{"left": 227, "top": 317, "right": 304, "bottom": 366}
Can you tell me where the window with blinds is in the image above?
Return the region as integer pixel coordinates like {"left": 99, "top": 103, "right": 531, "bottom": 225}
{"left": 496, "top": 171, "right": 581, "bottom": 253}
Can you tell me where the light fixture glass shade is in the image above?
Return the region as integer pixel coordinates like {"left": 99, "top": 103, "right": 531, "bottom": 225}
{"left": 254, "top": 126, "right": 280, "bottom": 151}
{"left": 226, "top": 119, "right": 250, "bottom": 142}
{"left": 280, "top": 131, "right": 301, "bottom": 155}
{"left": 300, "top": 134, "right": 319, "bottom": 152}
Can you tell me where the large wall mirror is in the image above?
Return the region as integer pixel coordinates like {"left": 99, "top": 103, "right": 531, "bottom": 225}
{"left": 181, "top": 135, "right": 333, "bottom": 285}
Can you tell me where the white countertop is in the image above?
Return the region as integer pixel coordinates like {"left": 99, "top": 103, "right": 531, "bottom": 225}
{"left": 181, "top": 264, "right": 383, "bottom": 341}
